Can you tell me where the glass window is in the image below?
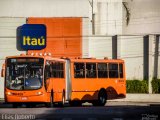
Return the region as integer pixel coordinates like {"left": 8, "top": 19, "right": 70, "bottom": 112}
{"left": 109, "top": 63, "right": 118, "bottom": 78}
{"left": 44, "top": 61, "right": 51, "bottom": 80}
{"left": 86, "top": 63, "right": 97, "bottom": 78}
{"left": 119, "top": 64, "right": 123, "bottom": 78}
{"left": 98, "top": 63, "right": 108, "bottom": 78}
{"left": 6, "top": 58, "right": 44, "bottom": 90}
{"left": 74, "top": 63, "right": 85, "bottom": 78}
{"left": 51, "top": 62, "right": 64, "bottom": 78}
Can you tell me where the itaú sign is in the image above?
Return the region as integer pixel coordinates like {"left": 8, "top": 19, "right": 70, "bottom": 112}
{"left": 19, "top": 24, "right": 46, "bottom": 50}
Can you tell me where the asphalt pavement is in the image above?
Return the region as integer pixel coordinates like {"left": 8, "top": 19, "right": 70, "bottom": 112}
{"left": 0, "top": 101, "right": 160, "bottom": 120}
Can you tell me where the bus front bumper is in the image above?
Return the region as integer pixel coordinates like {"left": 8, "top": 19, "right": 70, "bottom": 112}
{"left": 5, "top": 94, "right": 48, "bottom": 103}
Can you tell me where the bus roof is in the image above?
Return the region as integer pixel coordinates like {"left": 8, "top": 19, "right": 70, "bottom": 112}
{"left": 5, "top": 54, "right": 66, "bottom": 62}
{"left": 69, "top": 58, "right": 124, "bottom": 63}
{"left": 5, "top": 54, "right": 124, "bottom": 63}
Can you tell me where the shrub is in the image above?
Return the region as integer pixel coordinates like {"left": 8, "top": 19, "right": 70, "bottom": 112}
{"left": 126, "top": 80, "right": 148, "bottom": 93}
{"left": 151, "top": 79, "right": 160, "bottom": 93}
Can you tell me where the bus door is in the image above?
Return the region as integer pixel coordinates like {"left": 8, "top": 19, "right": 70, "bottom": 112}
{"left": 44, "top": 60, "right": 66, "bottom": 102}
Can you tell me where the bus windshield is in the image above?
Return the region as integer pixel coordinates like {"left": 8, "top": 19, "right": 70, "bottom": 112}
{"left": 6, "top": 58, "right": 44, "bottom": 90}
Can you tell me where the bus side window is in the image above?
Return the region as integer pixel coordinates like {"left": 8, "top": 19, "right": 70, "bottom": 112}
{"left": 98, "top": 63, "right": 108, "bottom": 78}
{"left": 109, "top": 63, "right": 118, "bottom": 78}
{"left": 86, "top": 63, "right": 97, "bottom": 78}
{"left": 74, "top": 63, "right": 85, "bottom": 78}
{"left": 52, "top": 62, "right": 64, "bottom": 78}
{"left": 44, "top": 61, "right": 51, "bottom": 81}
{"left": 119, "top": 64, "right": 123, "bottom": 78}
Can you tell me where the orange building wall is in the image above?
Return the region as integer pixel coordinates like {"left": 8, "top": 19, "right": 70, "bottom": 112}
{"left": 27, "top": 18, "right": 82, "bottom": 57}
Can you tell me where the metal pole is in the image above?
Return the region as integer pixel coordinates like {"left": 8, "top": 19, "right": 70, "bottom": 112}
{"left": 92, "top": 0, "right": 95, "bottom": 35}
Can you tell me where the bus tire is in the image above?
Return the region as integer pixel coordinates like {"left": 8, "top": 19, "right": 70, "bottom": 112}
{"left": 93, "top": 89, "right": 107, "bottom": 106}
{"left": 46, "top": 92, "right": 54, "bottom": 108}
{"left": 98, "top": 89, "right": 107, "bottom": 106}
{"left": 58, "top": 90, "right": 65, "bottom": 107}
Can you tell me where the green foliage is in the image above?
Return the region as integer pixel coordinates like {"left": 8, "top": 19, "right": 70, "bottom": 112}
{"left": 151, "top": 79, "right": 160, "bottom": 93}
{"left": 126, "top": 80, "right": 148, "bottom": 93}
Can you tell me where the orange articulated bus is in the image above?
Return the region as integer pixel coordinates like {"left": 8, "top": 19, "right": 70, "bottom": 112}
{"left": 1, "top": 54, "right": 126, "bottom": 107}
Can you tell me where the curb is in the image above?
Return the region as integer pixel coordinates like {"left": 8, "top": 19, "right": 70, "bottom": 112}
{"left": 108, "top": 94, "right": 160, "bottom": 103}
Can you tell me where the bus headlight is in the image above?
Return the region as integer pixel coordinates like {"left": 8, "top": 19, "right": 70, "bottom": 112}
{"left": 36, "top": 92, "right": 43, "bottom": 95}
{"left": 6, "top": 92, "right": 12, "bottom": 95}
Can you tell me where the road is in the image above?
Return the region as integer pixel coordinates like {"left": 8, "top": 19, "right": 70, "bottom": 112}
{"left": 0, "top": 102, "right": 160, "bottom": 120}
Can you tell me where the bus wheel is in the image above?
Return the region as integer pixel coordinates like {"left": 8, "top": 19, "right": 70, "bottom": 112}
{"left": 93, "top": 90, "right": 107, "bottom": 106}
{"left": 58, "top": 91, "right": 65, "bottom": 107}
{"left": 98, "top": 90, "right": 107, "bottom": 106}
{"left": 45, "top": 93, "right": 54, "bottom": 108}
{"left": 50, "top": 94, "right": 54, "bottom": 107}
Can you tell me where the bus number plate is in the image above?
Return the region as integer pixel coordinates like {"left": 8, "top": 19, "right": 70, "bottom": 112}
{"left": 21, "top": 97, "right": 28, "bottom": 100}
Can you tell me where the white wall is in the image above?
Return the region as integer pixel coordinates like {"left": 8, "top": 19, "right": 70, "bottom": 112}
{"left": 89, "top": 36, "right": 112, "bottom": 58}
{"left": 0, "top": 0, "right": 89, "bottom": 17}
{"left": 88, "top": 35, "right": 146, "bottom": 80}
{"left": 118, "top": 36, "right": 144, "bottom": 80}
{"left": 94, "top": 0, "right": 123, "bottom": 35}
{"left": 0, "top": 18, "right": 26, "bottom": 98}
{"left": 123, "top": 0, "right": 160, "bottom": 34}
{"left": 93, "top": 0, "right": 160, "bottom": 35}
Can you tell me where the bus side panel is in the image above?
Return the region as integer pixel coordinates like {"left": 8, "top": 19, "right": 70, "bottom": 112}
{"left": 51, "top": 78, "right": 65, "bottom": 102}
{"left": 115, "top": 63, "right": 126, "bottom": 98}
{"left": 70, "top": 62, "right": 126, "bottom": 101}
{"left": 115, "top": 78, "right": 126, "bottom": 98}
{"left": 71, "top": 79, "right": 119, "bottom": 101}
{"left": 71, "top": 91, "right": 98, "bottom": 101}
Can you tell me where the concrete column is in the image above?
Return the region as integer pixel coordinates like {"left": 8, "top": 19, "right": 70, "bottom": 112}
{"left": 148, "top": 35, "right": 155, "bottom": 93}
{"left": 143, "top": 35, "right": 153, "bottom": 93}
{"left": 117, "top": 36, "right": 121, "bottom": 59}
{"left": 112, "top": 35, "right": 117, "bottom": 59}
{"left": 143, "top": 35, "right": 149, "bottom": 80}
{"left": 153, "top": 35, "right": 159, "bottom": 79}
{"left": 157, "top": 36, "right": 160, "bottom": 78}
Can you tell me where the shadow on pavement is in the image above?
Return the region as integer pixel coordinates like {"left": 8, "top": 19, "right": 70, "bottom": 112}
{"left": 0, "top": 102, "right": 160, "bottom": 120}
{"left": 36, "top": 105, "right": 160, "bottom": 120}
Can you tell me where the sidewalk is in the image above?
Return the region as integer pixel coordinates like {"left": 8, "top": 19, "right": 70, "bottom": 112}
{"left": 108, "top": 94, "right": 160, "bottom": 103}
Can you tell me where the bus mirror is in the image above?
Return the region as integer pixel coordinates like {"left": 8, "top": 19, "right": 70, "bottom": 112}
{"left": 1, "top": 64, "right": 5, "bottom": 77}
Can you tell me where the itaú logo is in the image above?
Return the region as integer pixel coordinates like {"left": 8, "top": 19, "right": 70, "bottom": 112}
{"left": 19, "top": 24, "right": 46, "bottom": 50}
{"left": 23, "top": 36, "right": 45, "bottom": 46}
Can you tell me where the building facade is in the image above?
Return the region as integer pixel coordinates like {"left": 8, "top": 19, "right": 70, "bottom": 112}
{"left": 0, "top": 0, "right": 160, "bottom": 97}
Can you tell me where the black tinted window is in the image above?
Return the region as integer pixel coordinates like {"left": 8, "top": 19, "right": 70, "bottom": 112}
{"left": 44, "top": 64, "right": 51, "bottom": 80}
{"left": 74, "top": 63, "right": 85, "bottom": 78}
{"left": 109, "top": 63, "right": 118, "bottom": 78}
{"left": 86, "top": 63, "right": 97, "bottom": 78}
{"left": 98, "top": 63, "right": 108, "bottom": 78}
{"left": 51, "top": 62, "right": 64, "bottom": 78}
{"left": 119, "top": 64, "right": 123, "bottom": 78}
